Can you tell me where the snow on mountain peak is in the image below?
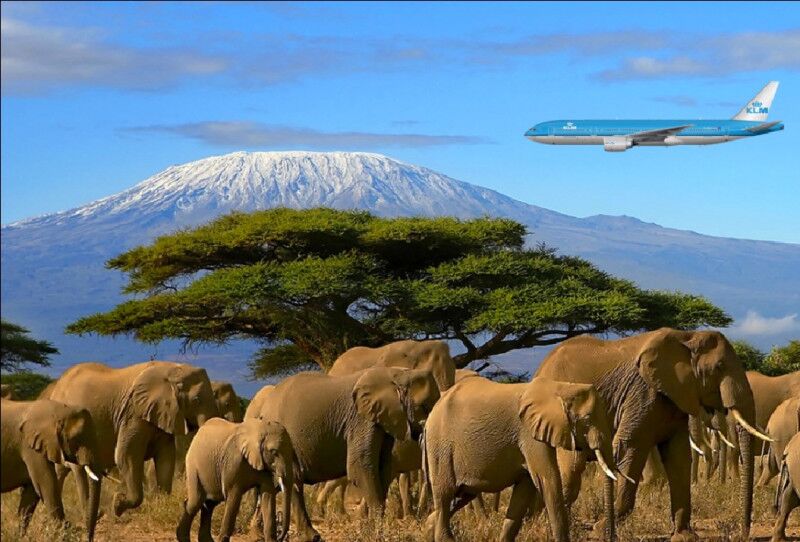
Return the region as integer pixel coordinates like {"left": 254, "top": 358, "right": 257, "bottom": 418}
{"left": 5, "top": 151, "right": 534, "bottom": 230}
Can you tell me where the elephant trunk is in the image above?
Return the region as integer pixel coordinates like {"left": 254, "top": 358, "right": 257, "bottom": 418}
{"left": 86, "top": 475, "right": 101, "bottom": 542}
{"left": 721, "top": 375, "right": 757, "bottom": 540}
{"left": 603, "top": 469, "right": 615, "bottom": 542}
{"left": 738, "top": 427, "right": 754, "bottom": 540}
{"left": 276, "top": 458, "right": 293, "bottom": 542}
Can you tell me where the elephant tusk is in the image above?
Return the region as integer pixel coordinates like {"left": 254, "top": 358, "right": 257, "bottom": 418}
{"left": 732, "top": 409, "right": 774, "bottom": 442}
{"left": 715, "top": 429, "right": 736, "bottom": 449}
{"left": 103, "top": 472, "right": 122, "bottom": 484}
{"left": 278, "top": 476, "right": 286, "bottom": 494}
{"left": 84, "top": 465, "right": 100, "bottom": 482}
{"left": 618, "top": 470, "right": 636, "bottom": 485}
{"left": 594, "top": 449, "right": 617, "bottom": 481}
{"left": 689, "top": 437, "right": 705, "bottom": 456}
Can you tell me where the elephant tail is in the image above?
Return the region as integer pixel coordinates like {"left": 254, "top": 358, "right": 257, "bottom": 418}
{"left": 420, "top": 424, "right": 431, "bottom": 496}
{"left": 776, "top": 459, "right": 789, "bottom": 510}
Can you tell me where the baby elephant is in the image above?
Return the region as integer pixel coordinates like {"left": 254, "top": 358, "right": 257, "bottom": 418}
{"left": 177, "top": 417, "right": 294, "bottom": 542}
{"left": 772, "top": 431, "right": 800, "bottom": 542}
{"left": 1, "top": 398, "right": 103, "bottom": 541}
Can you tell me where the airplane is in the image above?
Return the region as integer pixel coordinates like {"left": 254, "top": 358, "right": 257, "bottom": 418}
{"left": 525, "top": 81, "right": 783, "bottom": 152}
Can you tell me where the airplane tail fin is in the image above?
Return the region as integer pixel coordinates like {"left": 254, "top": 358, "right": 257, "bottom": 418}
{"left": 733, "top": 81, "right": 779, "bottom": 121}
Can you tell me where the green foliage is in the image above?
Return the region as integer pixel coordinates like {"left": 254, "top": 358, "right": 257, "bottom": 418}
{"left": 0, "top": 371, "right": 54, "bottom": 400}
{"left": 764, "top": 340, "right": 800, "bottom": 375}
{"left": 1, "top": 320, "right": 59, "bottom": 372}
{"left": 67, "top": 208, "right": 731, "bottom": 377}
{"left": 732, "top": 340, "right": 767, "bottom": 372}
{"left": 732, "top": 339, "right": 799, "bottom": 376}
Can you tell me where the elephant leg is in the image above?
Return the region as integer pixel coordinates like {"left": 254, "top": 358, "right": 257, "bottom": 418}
{"left": 771, "top": 482, "right": 799, "bottom": 542}
{"left": 260, "top": 485, "right": 278, "bottom": 542}
{"left": 316, "top": 478, "right": 346, "bottom": 516}
{"left": 398, "top": 472, "right": 413, "bottom": 518}
{"left": 536, "top": 463, "right": 569, "bottom": 542}
{"left": 29, "top": 463, "right": 65, "bottom": 523}
{"left": 417, "top": 473, "right": 430, "bottom": 517}
{"left": 719, "top": 439, "right": 728, "bottom": 483}
{"left": 431, "top": 486, "right": 456, "bottom": 542}
{"left": 113, "top": 444, "right": 147, "bottom": 516}
{"left": 176, "top": 475, "right": 205, "bottom": 542}
{"left": 558, "top": 448, "right": 588, "bottom": 507}
{"left": 346, "top": 431, "right": 389, "bottom": 516}
{"left": 17, "top": 485, "right": 40, "bottom": 532}
{"left": 758, "top": 451, "right": 779, "bottom": 487}
{"left": 219, "top": 489, "right": 243, "bottom": 542}
{"left": 500, "top": 476, "right": 535, "bottom": 542}
{"left": 611, "top": 445, "right": 649, "bottom": 524}
{"left": 690, "top": 448, "right": 699, "bottom": 484}
{"left": 493, "top": 491, "right": 501, "bottom": 512}
{"left": 469, "top": 493, "right": 487, "bottom": 517}
{"left": 660, "top": 431, "right": 697, "bottom": 542}
{"left": 199, "top": 500, "right": 218, "bottom": 542}
{"left": 153, "top": 436, "right": 176, "bottom": 494}
{"left": 70, "top": 462, "right": 91, "bottom": 516}
{"left": 292, "top": 481, "right": 321, "bottom": 542}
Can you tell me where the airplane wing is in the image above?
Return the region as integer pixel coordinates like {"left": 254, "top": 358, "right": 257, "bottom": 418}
{"left": 746, "top": 120, "right": 781, "bottom": 133}
{"left": 627, "top": 124, "right": 693, "bottom": 142}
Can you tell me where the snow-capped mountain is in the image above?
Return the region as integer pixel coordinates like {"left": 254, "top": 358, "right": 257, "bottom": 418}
{"left": 3, "top": 151, "right": 799, "bottom": 392}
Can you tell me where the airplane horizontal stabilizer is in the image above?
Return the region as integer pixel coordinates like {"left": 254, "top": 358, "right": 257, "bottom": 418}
{"left": 746, "top": 120, "right": 782, "bottom": 133}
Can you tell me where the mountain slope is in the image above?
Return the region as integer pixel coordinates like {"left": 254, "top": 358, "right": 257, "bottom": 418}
{"left": 2, "top": 151, "right": 798, "bottom": 390}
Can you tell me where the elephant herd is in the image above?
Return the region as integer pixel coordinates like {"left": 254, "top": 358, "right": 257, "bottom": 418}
{"left": 1, "top": 329, "right": 798, "bottom": 542}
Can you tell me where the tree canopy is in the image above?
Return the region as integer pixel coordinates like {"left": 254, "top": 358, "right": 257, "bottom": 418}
{"left": 67, "top": 208, "right": 732, "bottom": 377}
{"left": 1, "top": 319, "right": 59, "bottom": 372}
{"left": 733, "top": 339, "right": 800, "bottom": 376}
{"left": 0, "top": 371, "right": 54, "bottom": 400}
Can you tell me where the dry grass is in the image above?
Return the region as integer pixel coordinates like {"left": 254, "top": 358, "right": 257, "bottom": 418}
{"left": 2, "top": 466, "right": 798, "bottom": 541}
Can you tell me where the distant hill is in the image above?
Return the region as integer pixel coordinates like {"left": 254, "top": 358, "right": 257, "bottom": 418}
{"left": 3, "top": 151, "right": 798, "bottom": 394}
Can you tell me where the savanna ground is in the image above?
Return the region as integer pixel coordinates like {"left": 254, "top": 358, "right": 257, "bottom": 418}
{"left": 2, "top": 465, "right": 798, "bottom": 542}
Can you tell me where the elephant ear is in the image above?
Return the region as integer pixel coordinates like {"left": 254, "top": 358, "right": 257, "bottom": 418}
{"left": 126, "top": 365, "right": 186, "bottom": 436}
{"left": 518, "top": 378, "right": 575, "bottom": 450}
{"left": 234, "top": 419, "right": 266, "bottom": 471}
{"left": 19, "top": 402, "right": 64, "bottom": 463}
{"left": 392, "top": 369, "right": 439, "bottom": 417}
{"left": 636, "top": 330, "right": 703, "bottom": 417}
{"left": 352, "top": 368, "right": 409, "bottom": 441}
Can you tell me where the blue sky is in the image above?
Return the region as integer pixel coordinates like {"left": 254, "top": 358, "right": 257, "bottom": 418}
{"left": 2, "top": 1, "right": 799, "bottom": 242}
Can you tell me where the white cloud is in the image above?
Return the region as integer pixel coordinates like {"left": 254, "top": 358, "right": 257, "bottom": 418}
{"left": 1, "top": 17, "right": 227, "bottom": 95}
{"left": 595, "top": 29, "right": 800, "bottom": 81}
{"left": 730, "top": 311, "right": 800, "bottom": 336}
{"left": 121, "top": 121, "right": 490, "bottom": 149}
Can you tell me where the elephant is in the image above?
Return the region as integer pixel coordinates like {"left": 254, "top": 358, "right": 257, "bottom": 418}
{"left": 316, "top": 340, "right": 456, "bottom": 518}
{"left": 250, "top": 366, "right": 440, "bottom": 542}
{"left": 44, "top": 361, "right": 219, "bottom": 517}
{"left": 723, "top": 370, "right": 800, "bottom": 483}
{"left": 759, "top": 397, "right": 800, "bottom": 486}
{"left": 148, "top": 379, "right": 244, "bottom": 487}
{"left": 772, "top": 431, "right": 800, "bottom": 542}
{"left": 1, "top": 398, "right": 104, "bottom": 541}
{"left": 423, "top": 375, "right": 620, "bottom": 542}
{"left": 176, "top": 417, "right": 294, "bottom": 542}
{"left": 535, "top": 328, "right": 770, "bottom": 541}
{"left": 212, "top": 380, "right": 243, "bottom": 423}
{"left": 329, "top": 339, "right": 455, "bottom": 392}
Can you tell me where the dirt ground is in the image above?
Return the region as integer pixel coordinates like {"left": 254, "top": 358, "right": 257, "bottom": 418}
{"left": 2, "top": 469, "right": 798, "bottom": 541}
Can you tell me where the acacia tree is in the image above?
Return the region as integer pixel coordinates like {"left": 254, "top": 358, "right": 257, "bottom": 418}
{"left": 733, "top": 339, "right": 800, "bottom": 376}
{"left": 67, "top": 208, "right": 731, "bottom": 377}
{"left": 1, "top": 319, "right": 58, "bottom": 372}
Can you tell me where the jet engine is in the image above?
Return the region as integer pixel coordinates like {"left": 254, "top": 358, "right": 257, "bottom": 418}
{"left": 603, "top": 137, "right": 632, "bottom": 152}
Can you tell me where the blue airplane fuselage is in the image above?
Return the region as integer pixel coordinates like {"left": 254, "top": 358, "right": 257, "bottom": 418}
{"left": 526, "top": 119, "right": 784, "bottom": 147}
